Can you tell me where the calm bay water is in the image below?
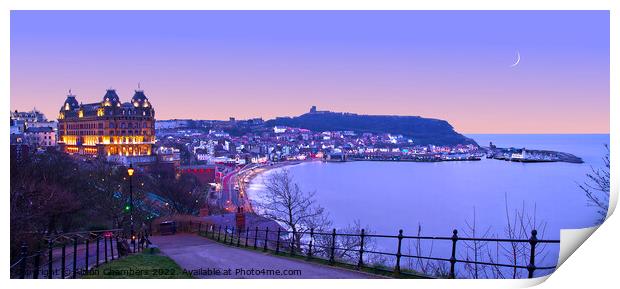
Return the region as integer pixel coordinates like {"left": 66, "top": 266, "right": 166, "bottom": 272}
{"left": 247, "top": 134, "right": 609, "bottom": 275}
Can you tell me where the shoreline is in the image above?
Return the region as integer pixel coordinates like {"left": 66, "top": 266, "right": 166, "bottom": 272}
{"left": 237, "top": 150, "right": 587, "bottom": 211}
{"left": 238, "top": 160, "right": 318, "bottom": 208}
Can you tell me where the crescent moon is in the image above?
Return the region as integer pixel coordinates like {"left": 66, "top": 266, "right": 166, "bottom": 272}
{"left": 510, "top": 51, "right": 521, "bottom": 68}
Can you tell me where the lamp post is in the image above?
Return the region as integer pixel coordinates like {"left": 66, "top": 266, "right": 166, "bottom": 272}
{"left": 127, "top": 164, "right": 135, "bottom": 251}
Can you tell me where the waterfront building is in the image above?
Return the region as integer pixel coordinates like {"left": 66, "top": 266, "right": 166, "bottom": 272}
{"left": 57, "top": 88, "right": 156, "bottom": 165}
{"left": 511, "top": 149, "right": 527, "bottom": 160}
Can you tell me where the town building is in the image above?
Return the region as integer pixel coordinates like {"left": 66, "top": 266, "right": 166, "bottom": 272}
{"left": 57, "top": 88, "right": 156, "bottom": 165}
{"left": 11, "top": 108, "right": 47, "bottom": 123}
{"left": 176, "top": 164, "right": 220, "bottom": 185}
{"left": 155, "top": 146, "right": 181, "bottom": 167}
{"left": 155, "top": 119, "right": 194, "bottom": 130}
{"left": 10, "top": 119, "right": 25, "bottom": 135}
{"left": 10, "top": 108, "right": 57, "bottom": 147}
{"left": 23, "top": 127, "right": 56, "bottom": 147}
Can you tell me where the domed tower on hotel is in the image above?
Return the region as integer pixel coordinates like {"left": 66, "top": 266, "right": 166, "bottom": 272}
{"left": 57, "top": 88, "right": 156, "bottom": 165}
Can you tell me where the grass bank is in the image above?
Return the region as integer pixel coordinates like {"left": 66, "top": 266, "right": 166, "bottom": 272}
{"left": 83, "top": 248, "right": 193, "bottom": 279}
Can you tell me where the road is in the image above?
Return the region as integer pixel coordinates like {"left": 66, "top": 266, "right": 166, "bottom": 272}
{"left": 220, "top": 168, "right": 238, "bottom": 212}
{"left": 219, "top": 164, "right": 258, "bottom": 213}
{"left": 217, "top": 162, "right": 303, "bottom": 214}
{"left": 150, "top": 234, "right": 375, "bottom": 279}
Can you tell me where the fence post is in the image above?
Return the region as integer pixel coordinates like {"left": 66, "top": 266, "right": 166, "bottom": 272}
{"left": 254, "top": 227, "right": 259, "bottom": 249}
{"left": 263, "top": 227, "right": 269, "bottom": 252}
{"left": 307, "top": 228, "right": 314, "bottom": 260}
{"left": 217, "top": 225, "right": 222, "bottom": 242}
{"left": 61, "top": 243, "right": 66, "bottom": 278}
{"left": 48, "top": 239, "right": 53, "bottom": 279}
{"left": 19, "top": 243, "right": 27, "bottom": 279}
{"left": 527, "top": 230, "right": 538, "bottom": 278}
{"left": 224, "top": 226, "right": 229, "bottom": 243}
{"left": 449, "top": 229, "right": 458, "bottom": 279}
{"left": 109, "top": 236, "right": 115, "bottom": 260}
{"left": 236, "top": 228, "right": 241, "bottom": 247}
{"left": 329, "top": 228, "right": 336, "bottom": 265}
{"left": 85, "top": 238, "right": 90, "bottom": 274}
{"left": 96, "top": 236, "right": 100, "bottom": 268}
{"left": 275, "top": 227, "right": 281, "bottom": 254}
{"left": 357, "top": 229, "right": 365, "bottom": 270}
{"left": 33, "top": 249, "right": 41, "bottom": 279}
{"left": 394, "top": 229, "right": 403, "bottom": 276}
{"left": 104, "top": 237, "right": 108, "bottom": 263}
{"left": 245, "top": 227, "right": 250, "bottom": 247}
{"left": 72, "top": 237, "right": 78, "bottom": 279}
{"left": 229, "top": 227, "right": 235, "bottom": 246}
{"left": 290, "top": 227, "right": 296, "bottom": 256}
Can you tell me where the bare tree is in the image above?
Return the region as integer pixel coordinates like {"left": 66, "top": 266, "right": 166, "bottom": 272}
{"left": 148, "top": 164, "right": 207, "bottom": 215}
{"left": 310, "top": 220, "right": 377, "bottom": 264}
{"left": 403, "top": 223, "right": 431, "bottom": 275}
{"left": 253, "top": 169, "right": 328, "bottom": 247}
{"left": 460, "top": 207, "right": 492, "bottom": 279}
{"left": 579, "top": 145, "right": 610, "bottom": 224}
{"left": 492, "top": 194, "right": 548, "bottom": 279}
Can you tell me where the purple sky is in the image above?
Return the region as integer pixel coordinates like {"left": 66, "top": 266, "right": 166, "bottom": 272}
{"left": 10, "top": 11, "right": 609, "bottom": 133}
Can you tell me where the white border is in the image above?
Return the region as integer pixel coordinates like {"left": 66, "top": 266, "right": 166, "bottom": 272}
{"left": 1, "top": 1, "right": 617, "bottom": 288}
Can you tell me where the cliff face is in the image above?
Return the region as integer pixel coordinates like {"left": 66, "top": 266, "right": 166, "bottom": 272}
{"left": 265, "top": 111, "right": 478, "bottom": 146}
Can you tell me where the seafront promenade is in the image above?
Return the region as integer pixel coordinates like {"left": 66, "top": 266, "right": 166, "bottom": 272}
{"left": 219, "top": 161, "right": 306, "bottom": 213}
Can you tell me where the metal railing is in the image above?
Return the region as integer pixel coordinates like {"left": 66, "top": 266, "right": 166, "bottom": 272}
{"left": 10, "top": 229, "right": 150, "bottom": 279}
{"left": 186, "top": 221, "right": 559, "bottom": 279}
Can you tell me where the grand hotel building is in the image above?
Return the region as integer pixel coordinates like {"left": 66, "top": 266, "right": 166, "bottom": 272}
{"left": 57, "top": 88, "right": 156, "bottom": 164}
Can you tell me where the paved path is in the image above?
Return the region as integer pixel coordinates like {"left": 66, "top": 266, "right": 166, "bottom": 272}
{"left": 151, "top": 234, "right": 375, "bottom": 279}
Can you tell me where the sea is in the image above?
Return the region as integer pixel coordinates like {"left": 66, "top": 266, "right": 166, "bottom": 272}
{"left": 247, "top": 134, "right": 610, "bottom": 277}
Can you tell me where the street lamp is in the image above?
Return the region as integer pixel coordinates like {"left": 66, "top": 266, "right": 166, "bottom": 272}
{"left": 127, "top": 163, "right": 135, "bottom": 252}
